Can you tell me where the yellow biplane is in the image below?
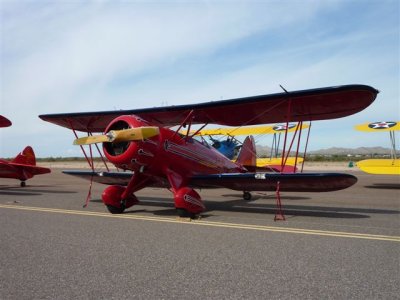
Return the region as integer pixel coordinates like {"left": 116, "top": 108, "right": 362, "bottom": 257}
{"left": 354, "top": 121, "right": 400, "bottom": 175}
{"left": 191, "top": 123, "right": 309, "bottom": 136}
{"left": 188, "top": 123, "right": 310, "bottom": 171}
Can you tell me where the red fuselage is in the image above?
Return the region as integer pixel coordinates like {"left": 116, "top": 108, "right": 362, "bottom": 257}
{"left": 102, "top": 115, "right": 246, "bottom": 184}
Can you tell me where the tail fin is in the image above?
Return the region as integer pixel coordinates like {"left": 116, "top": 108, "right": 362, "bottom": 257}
{"left": 12, "top": 146, "right": 36, "bottom": 166}
{"left": 235, "top": 136, "right": 256, "bottom": 171}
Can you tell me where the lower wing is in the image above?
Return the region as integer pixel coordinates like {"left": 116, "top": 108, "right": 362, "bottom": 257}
{"left": 8, "top": 163, "right": 51, "bottom": 176}
{"left": 356, "top": 159, "right": 400, "bottom": 175}
{"left": 63, "top": 170, "right": 357, "bottom": 192}
{"left": 0, "top": 162, "right": 50, "bottom": 180}
{"left": 0, "top": 161, "right": 18, "bottom": 178}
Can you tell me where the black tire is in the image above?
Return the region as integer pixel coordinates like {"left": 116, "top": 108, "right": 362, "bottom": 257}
{"left": 106, "top": 205, "right": 125, "bottom": 214}
{"left": 20, "top": 181, "right": 26, "bottom": 187}
{"left": 176, "top": 208, "right": 196, "bottom": 219}
{"left": 243, "top": 191, "right": 252, "bottom": 201}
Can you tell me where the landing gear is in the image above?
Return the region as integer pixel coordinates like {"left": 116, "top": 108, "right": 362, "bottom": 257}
{"left": 20, "top": 181, "right": 26, "bottom": 187}
{"left": 102, "top": 185, "right": 138, "bottom": 214}
{"left": 173, "top": 187, "right": 205, "bottom": 218}
{"left": 176, "top": 208, "right": 196, "bottom": 219}
{"left": 106, "top": 204, "right": 125, "bottom": 214}
{"left": 243, "top": 191, "right": 252, "bottom": 201}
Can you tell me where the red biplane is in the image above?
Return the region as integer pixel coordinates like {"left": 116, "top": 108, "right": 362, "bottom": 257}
{"left": 39, "top": 85, "right": 378, "bottom": 218}
{"left": 0, "top": 115, "right": 51, "bottom": 186}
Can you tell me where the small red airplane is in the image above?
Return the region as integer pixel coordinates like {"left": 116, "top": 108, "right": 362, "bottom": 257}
{"left": 0, "top": 115, "right": 51, "bottom": 186}
{"left": 39, "top": 85, "right": 378, "bottom": 218}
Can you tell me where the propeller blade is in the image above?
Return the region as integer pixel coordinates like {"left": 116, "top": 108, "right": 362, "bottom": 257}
{"left": 73, "top": 127, "right": 159, "bottom": 145}
{"left": 73, "top": 135, "right": 112, "bottom": 145}
{"left": 113, "top": 127, "right": 160, "bottom": 142}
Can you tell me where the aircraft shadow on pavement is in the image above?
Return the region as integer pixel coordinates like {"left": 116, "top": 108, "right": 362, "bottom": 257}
{"left": 221, "top": 193, "right": 309, "bottom": 201}
{"left": 0, "top": 191, "right": 42, "bottom": 197}
{"left": 90, "top": 199, "right": 195, "bottom": 218}
{"left": 364, "top": 183, "right": 400, "bottom": 190}
{"left": 107, "top": 195, "right": 400, "bottom": 219}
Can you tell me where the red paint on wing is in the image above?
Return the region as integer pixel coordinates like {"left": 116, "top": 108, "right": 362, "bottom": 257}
{"left": 39, "top": 85, "right": 378, "bottom": 132}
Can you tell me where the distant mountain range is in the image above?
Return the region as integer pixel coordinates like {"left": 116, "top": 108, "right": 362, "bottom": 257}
{"left": 256, "top": 145, "right": 399, "bottom": 156}
{"left": 308, "top": 147, "right": 399, "bottom": 156}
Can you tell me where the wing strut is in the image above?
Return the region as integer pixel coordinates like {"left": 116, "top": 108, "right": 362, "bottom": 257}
{"left": 293, "top": 121, "right": 303, "bottom": 170}
{"left": 274, "top": 86, "right": 306, "bottom": 220}
{"left": 274, "top": 93, "right": 312, "bottom": 219}
{"left": 270, "top": 132, "right": 281, "bottom": 159}
{"left": 301, "top": 122, "right": 312, "bottom": 173}
{"left": 281, "top": 121, "right": 302, "bottom": 172}
{"left": 390, "top": 130, "right": 397, "bottom": 160}
{"left": 274, "top": 181, "right": 285, "bottom": 221}
{"left": 89, "top": 132, "right": 111, "bottom": 172}
{"left": 280, "top": 99, "right": 291, "bottom": 172}
{"left": 68, "top": 119, "right": 111, "bottom": 207}
{"left": 69, "top": 119, "right": 95, "bottom": 171}
{"left": 173, "top": 110, "right": 194, "bottom": 139}
{"left": 275, "top": 91, "right": 292, "bottom": 220}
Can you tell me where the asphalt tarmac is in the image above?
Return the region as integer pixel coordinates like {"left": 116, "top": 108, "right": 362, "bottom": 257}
{"left": 0, "top": 169, "right": 399, "bottom": 299}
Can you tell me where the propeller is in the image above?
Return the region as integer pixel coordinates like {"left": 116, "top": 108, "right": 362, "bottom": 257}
{"left": 73, "top": 127, "right": 160, "bottom": 145}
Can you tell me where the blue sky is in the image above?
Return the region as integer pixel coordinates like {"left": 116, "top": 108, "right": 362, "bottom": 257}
{"left": 0, "top": 0, "right": 399, "bottom": 158}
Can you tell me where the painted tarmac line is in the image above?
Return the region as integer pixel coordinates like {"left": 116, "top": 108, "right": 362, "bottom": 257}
{"left": 1, "top": 204, "right": 399, "bottom": 242}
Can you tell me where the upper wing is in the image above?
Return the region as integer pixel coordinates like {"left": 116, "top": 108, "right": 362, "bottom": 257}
{"left": 189, "top": 123, "right": 309, "bottom": 136}
{"left": 39, "top": 84, "right": 378, "bottom": 132}
{"left": 355, "top": 121, "right": 400, "bottom": 132}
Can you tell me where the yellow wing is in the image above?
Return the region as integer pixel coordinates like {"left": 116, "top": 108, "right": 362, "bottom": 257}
{"left": 354, "top": 121, "right": 400, "bottom": 132}
{"left": 256, "top": 157, "right": 304, "bottom": 167}
{"left": 356, "top": 159, "right": 400, "bottom": 175}
{"left": 230, "top": 157, "right": 304, "bottom": 166}
{"left": 189, "top": 123, "right": 309, "bottom": 136}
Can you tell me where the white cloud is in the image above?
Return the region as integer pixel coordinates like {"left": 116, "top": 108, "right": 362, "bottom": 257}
{"left": 0, "top": 1, "right": 398, "bottom": 157}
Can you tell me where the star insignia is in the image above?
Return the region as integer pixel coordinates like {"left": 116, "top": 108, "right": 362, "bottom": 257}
{"left": 368, "top": 121, "right": 397, "bottom": 129}
{"left": 273, "top": 124, "right": 296, "bottom": 131}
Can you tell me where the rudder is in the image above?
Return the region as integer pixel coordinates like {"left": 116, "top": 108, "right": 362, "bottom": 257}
{"left": 235, "top": 136, "right": 256, "bottom": 171}
{"left": 12, "top": 146, "right": 36, "bottom": 166}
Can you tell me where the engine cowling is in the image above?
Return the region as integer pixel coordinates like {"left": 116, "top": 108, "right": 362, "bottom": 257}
{"left": 102, "top": 115, "right": 159, "bottom": 171}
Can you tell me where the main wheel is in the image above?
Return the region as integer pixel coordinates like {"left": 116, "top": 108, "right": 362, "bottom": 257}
{"left": 106, "top": 204, "right": 125, "bottom": 214}
{"left": 243, "top": 191, "right": 252, "bottom": 201}
{"left": 20, "top": 181, "right": 26, "bottom": 187}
